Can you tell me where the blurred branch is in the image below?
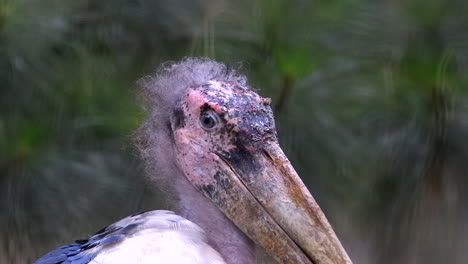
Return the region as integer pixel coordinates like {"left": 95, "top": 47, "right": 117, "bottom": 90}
{"left": 423, "top": 85, "right": 448, "bottom": 199}
{"left": 274, "top": 75, "right": 293, "bottom": 114}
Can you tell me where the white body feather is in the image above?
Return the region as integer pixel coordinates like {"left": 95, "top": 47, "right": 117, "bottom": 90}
{"left": 90, "top": 210, "right": 225, "bottom": 264}
{"left": 34, "top": 210, "right": 226, "bottom": 264}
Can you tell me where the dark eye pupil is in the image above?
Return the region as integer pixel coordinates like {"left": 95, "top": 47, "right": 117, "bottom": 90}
{"left": 203, "top": 116, "right": 213, "bottom": 126}
{"left": 200, "top": 111, "right": 217, "bottom": 129}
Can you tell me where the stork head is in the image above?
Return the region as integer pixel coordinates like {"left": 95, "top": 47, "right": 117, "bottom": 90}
{"left": 138, "top": 58, "right": 352, "bottom": 264}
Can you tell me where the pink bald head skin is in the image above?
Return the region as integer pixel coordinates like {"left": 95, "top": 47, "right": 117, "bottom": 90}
{"left": 172, "top": 80, "right": 274, "bottom": 188}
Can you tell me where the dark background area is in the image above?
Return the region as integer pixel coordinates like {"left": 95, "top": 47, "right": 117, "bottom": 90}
{"left": 1, "top": 0, "right": 468, "bottom": 263}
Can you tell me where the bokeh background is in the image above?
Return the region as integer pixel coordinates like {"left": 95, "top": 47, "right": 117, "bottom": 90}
{"left": 2, "top": 0, "right": 468, "bottom": 263}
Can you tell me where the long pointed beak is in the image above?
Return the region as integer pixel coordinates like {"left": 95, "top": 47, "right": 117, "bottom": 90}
{"left": 203, "top": 141, "right": 352, "bottom": 264}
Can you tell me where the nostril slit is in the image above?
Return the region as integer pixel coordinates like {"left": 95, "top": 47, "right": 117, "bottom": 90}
{"left": 262, "top": 149, "right": 274, "bottom": 161}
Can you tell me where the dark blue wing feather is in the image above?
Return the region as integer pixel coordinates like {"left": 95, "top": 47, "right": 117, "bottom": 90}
{"left": 33, "top": 243, "right": 97, "bottom": 264}
{"left": 32, "top": 210, "right": 160, "bottom": 264}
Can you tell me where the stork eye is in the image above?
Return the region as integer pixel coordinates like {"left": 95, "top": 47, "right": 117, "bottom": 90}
{"left": 200, "top": 111, "right": 219, "bottom": 130}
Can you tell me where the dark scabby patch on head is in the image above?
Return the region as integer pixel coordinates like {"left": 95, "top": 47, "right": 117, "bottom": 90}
{"left": 201, "top": 83, "right": 212, "bottom": 90}
{"left": 237, "top": 108, "right": 276, "bottom": 143}
{"left": 172, "top": 107, "right": 185, "bottom": 129}
{"left": 200, "top": 102, "right": 211, "bottom": 112}
{"left": 197, "top": 81, "right": 276, "bottom": 142}
{"left": 233, "top": 84, "right": 246, "bottom": 92}
{"left": 218, "top": 139, "right": 262, "bottom": 183}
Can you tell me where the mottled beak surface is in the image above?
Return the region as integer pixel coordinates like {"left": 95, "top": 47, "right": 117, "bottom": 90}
{"left": 212, "top": 140, "right": 352, "bottom": 264}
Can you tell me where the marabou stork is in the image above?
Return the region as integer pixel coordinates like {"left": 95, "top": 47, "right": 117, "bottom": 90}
{"left": 34, "top": 58, "right": 352, "bottom": 264}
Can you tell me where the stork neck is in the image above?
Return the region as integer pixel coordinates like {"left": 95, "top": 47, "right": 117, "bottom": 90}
{"left": 172, "top": 171, "right": 255, "bottom": 264}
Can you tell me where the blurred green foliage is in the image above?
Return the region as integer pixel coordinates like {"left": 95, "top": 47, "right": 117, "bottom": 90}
{"left": 1, "top": 0, "right": 468, "bottom": 263}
